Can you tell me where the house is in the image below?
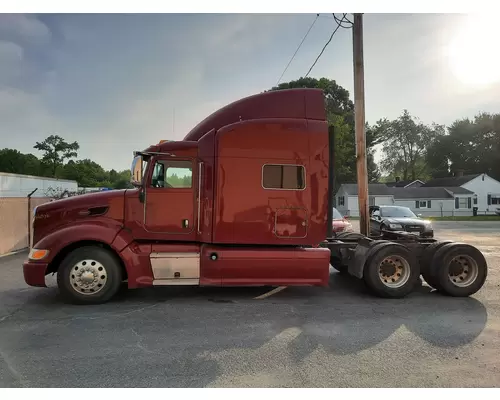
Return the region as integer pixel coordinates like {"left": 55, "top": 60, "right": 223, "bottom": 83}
{"left": 335, "top": 184, "right": 395, "bottom": 217}
{"left": 335, "top": 183, "right": 476, "bottom": 217}
{"left": 422, "top": 173, "right": 500, "bottom": 215}
{"left": 392, "top": 187, "right": 475, "bottom": 217}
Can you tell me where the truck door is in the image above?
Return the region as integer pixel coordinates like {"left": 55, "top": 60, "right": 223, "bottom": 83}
{"left": 144, "top": 157, "right": 197, "bottom": 239}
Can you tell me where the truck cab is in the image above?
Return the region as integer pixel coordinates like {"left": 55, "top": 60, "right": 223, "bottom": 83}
{"left": 23, "top": 88, "right": 332, "bottom": 304}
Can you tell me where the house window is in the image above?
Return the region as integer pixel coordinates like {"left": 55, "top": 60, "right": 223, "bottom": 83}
{"left": 262, "top": 164, "right": 305, "bottom": 190}
{"left": 415, "top": 200, "right": 431, "bottom": 209}
{"left": 455, "top": 197, "right": 471, "bottom": 209}
{"left": 473, "top": 196, "right": 478, "bottom": 205}
{"left": 491, "top": 196, "right": 500, "bottom": 205}
{"left": 338, "top": 196, "right": 345, "bottom": 206}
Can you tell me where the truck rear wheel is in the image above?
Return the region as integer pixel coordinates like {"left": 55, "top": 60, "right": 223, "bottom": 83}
{"left": 431, "top": 243, "right": 487, "bottom": 297}
{"left": 57, "top": 246, "right": 123, "bottom": 305}
{"left": 363, "top": 243, "right": 420, "bottom": 298}
{"left": 420, "top": 240, "right": 453, "bottom": 289}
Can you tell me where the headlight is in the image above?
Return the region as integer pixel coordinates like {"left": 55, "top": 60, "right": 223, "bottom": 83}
{"left": 388, "top": 223, "right": 403, "bottom": 230}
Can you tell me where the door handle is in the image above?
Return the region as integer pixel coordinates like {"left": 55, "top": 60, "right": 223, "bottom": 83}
{"left": 183, "top": 219, "right": 189, "bottom": 228}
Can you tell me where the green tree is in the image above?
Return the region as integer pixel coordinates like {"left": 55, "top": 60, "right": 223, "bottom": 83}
{"left": 371, "top": 110, "right": 445, "bottom": 181}
{"left": 0, "top": 149, "right": 41, "bottom": 175}
{"left": 269, "top": 77, "right": 381, "bottom": 185}
{"left": 33, "top": 135, "right": 80, "bottom": 177}
{"left": 427, "top": 113, "right": 500, "bottom": 180}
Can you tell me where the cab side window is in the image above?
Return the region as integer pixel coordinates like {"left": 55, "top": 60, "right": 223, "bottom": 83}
{"left": 150, "top": 159, "right": 193, "bottom": 188}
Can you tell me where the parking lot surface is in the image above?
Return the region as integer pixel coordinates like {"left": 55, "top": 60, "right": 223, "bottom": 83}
{"left": 1, "top": 221, "right": 499, "bottom": 387}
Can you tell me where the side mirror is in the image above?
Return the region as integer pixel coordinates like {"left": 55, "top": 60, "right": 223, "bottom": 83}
{"left": 130, "top": 155, "right": 144, "bottom": 187}
{"left": 417, "top": 213, "right": 422, "bottom": 218}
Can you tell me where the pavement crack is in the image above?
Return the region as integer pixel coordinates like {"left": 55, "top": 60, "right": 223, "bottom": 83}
{"left": 131, "top": 328, "right": 153, "bottom": 354}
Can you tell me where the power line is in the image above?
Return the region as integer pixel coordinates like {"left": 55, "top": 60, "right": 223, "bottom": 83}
{"left": 304, "top": 13, "right": 351, "bottom": 78}
{"left": 276, "top": 13, "right": 320, "bottom": 86}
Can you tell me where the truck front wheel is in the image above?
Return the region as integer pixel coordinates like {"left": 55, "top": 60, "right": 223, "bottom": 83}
{"left": 57, "top": 246, "right": 123, "bottom": 305}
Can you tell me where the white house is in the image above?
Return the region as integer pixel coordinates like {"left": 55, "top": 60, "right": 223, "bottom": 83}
{"left": 335, "top": 184, "right": 395, "bottom": 217}
{"left": 422, "top": 173, "right": 500, "bottom": 215}
{"left": 0, "top": 172, "right": 78, "bottom": 198}
{"left": 392, "top": 187, "right": 475, "bottom": 217}
{"left": 335, "top": 183, "right": 478, "bottom": 217}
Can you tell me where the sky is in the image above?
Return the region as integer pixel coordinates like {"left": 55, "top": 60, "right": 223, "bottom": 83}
{"left": 1, "top": 13, "right": 500, "bottom": 172}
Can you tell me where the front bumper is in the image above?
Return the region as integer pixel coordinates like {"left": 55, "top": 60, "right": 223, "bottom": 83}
{"left": 23, "top": 260, "right": 48, "bottom": 287}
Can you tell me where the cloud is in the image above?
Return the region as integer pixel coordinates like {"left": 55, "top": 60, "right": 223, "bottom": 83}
{"left": 0, "top": 14, "right": 51, "bottom": 45}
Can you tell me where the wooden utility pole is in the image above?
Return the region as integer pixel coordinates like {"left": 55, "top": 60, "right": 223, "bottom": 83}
{"left": 353, "top": 13, "right": 369, "bottom": 236}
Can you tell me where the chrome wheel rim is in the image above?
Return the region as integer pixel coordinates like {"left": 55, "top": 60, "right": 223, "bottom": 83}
{"left": 448, "top": 255, "right": 479, "bottom": 287}
{"left": 378, "top": 255, "right": 411, "bottom": 288}
{"left": 69, "top": 259, "right": 107, "bottom": 295}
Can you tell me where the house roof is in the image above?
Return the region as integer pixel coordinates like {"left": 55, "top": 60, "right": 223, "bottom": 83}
{"left": 338, "top": 183, "right": 474, "bottom": 199}
{"left": 422, "top": 174, "right": 482, "bottom": 187}
{"left": 391, "top": 187, "right": 474, "bottom": 199}
{"left": 339, "top": 183, "right": 395, "bottom": 196}
{"left": 385, "top": 179, "right": 424, "bottom": 188}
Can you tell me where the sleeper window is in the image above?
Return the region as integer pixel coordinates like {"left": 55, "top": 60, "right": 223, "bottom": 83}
{"left": 262, "top": 164, "right": 305, "bottom": 190}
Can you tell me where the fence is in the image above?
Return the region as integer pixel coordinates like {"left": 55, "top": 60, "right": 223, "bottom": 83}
{"left": 0, "top": 197, "right": 51, "bottom": 256}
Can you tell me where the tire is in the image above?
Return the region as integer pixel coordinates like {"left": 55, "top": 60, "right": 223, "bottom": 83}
{"left": 432, "top": 243, "right": 488, "bottom": 297}
{"left": 420, "top": 240, "right": 453, "bottom": 289}
{"left": 57, "top": 245, "right": 124, "bottom": 305}
{"left": 363, "top": 243, "right": 420, "bottom": 298}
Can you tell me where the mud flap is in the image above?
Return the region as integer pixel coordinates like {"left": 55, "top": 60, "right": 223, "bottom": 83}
{"left": 347, "top": 238, "right": 373, "bottom": 279}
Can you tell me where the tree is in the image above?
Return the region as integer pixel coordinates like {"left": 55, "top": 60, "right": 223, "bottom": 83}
{"left": 426, "top": 113, "right": 500, "bottom": 180}
{"left": 34, "top": 135, "right": 80, "bottom": 177}
{"left": 0, "top": 149, "right": 41, "bottom": 176}
{"left": 371, "top": 110, "right": 444, "bottom": 181}
{"left": 269, "top": 77, "right": 381, "bottom": 185}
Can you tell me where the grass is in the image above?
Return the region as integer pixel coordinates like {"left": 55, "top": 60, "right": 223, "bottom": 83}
{"left": 343, "top": 216, "right": 500, "bottom": 221}
{"left": 427, "top": 215, "right": 500, "bottom": 221}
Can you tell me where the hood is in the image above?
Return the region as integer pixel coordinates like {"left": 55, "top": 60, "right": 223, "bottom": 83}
{"left": 36, "top": 189, "right": 127, "bottom": 214}
{"left": 385, "top": 217, "right": 430, "bottom": 225}
{"left": 33, "top": 190, "right": 127, "bottom": 245}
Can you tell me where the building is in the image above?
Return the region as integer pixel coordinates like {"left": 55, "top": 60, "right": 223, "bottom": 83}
{"left": 392, "top": 187, "right": 475, "bottom": 217}
{"left": 335, "top": 183, "right": 477, "bottom": 217}
{"left": 0, "top": 172, "right": 78, "bottom": 198}
{"left": 422, "top": 173, "right": 500, "bottom": 215}
{"left": 0, "top": 172, "right": 78, "bottom": 256}
{"left": 335, "top": 184, "right": 395, "bottom": 217}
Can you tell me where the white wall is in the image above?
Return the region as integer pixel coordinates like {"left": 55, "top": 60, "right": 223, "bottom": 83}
{"left": 462, "top": 174, "right": 500, "bottom": 214}
{"left": 0, "top": 172, "right": 78, "bottom": 198}
{"left": 346, "top": 195, "right": 394, "bottom": 217}
{"left": 395, "top": 198, "right": 462, "bottom": 217}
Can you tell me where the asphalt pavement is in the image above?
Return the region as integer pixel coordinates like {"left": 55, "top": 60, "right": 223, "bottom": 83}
{"left": 1, "top": 221, "right": 499, "bottom": 387}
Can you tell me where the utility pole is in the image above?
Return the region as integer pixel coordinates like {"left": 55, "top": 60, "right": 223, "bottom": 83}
{"left": 352, "top": 13, "right": 369, "bottom": 236}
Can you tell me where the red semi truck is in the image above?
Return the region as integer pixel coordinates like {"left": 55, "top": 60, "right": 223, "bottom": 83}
{"left": 23, "top": 89, "right": 487, "bottom": 304}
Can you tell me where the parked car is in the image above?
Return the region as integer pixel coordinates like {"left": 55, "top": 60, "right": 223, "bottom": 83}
{"left": 369, "top": 205, "right": 434, "bottom": 238}
{"left": 332, "top": 207, "right": 354, "bottom": 234}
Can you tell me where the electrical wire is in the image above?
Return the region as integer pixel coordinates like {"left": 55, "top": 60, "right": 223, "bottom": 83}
{"left": 304, "top": 13, "right": 352, "bottom": 78}
{"left": 334, "top": 13, "right": 353, "bottom": 28}
{"left": 276, "top": 13, "right": 320, "bottom": 86}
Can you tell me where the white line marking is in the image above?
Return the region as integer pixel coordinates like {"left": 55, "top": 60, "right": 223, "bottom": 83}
{"left": 254, "top": 286, "right": 287, "bottom": 299}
